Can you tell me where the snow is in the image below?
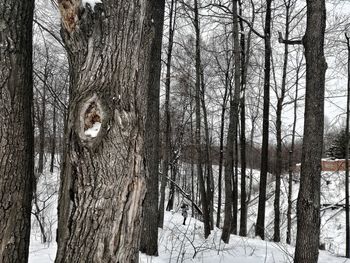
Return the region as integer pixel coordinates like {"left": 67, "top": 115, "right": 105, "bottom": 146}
{"left": 84, "top": 122, "right": 101, "bottom": 137}
{"left": 29, "top": 210, "right": 349, "bottom": 263}
{"left": 28, "top": 161, "right": 350, "bottom": 262}
{"left": 81, "top": 0, "right": 102, "bottom": 10}
{"left": 29, "top": 240, "right": 56, "bottom": 263}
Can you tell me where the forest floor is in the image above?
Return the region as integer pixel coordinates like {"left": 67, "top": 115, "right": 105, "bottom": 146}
{"left": 28, "top": 163, "right": 350, "bottom": 262}
{"left": 28, "top": 210, "right": 350, "bottom": 263}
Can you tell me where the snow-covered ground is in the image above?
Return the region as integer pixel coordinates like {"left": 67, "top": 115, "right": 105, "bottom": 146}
{"left": 29, "top": 210, "right": 349, "bottom": 263}
{"left": 28, "top": 162, "right": 350, "bottom": 262}
{"left": 140, "top": 212, "right": 349, "bottom": 263}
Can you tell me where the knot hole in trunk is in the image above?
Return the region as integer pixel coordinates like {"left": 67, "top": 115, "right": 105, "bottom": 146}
{"left": 78, "top": 95, "right": 105, "bottom": 144}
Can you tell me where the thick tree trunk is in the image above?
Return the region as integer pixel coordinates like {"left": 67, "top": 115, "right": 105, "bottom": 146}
{"left": 294, "top": 0, "right": 326, "bottom": 262}
{"left": 256, "top": 0, "right": 272, "bottom": 240}
{"left": 0, "top": 1, "right": 35, "bottom": 262}
{"left": 55, "top": 1, "right": 160, "bottom": 262}
{"left": 140, "top": 0, "right": 165, "bottom": 256}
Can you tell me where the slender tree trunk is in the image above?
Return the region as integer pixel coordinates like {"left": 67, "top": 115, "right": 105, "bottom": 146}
{"left": 201, "top": 73, "right": 214, "bottom": 229}
{"left": 0, "top": 1, "right": 35, "bottom": 262}
{"left": 216, "top": 73, "right": 229, "bottom": 228}
{"left": 345, "top": 33, "right": 350, "bottom": 258}
{"left": 274, "top": 99, "right": 282, "bottom": 242}
{"left": 55, "top": 1, "right": 161, "bottom": 262}
{"left": 166, "top": 161, "right": 176, "bottom": 211}
{"left": 294, "top": 0, "right": 327, "bottom": 261}
{"left": 222, "top": 93, "right": 234, "bottom": 243}
{"left": 194, "top": 0, "right": 211, "bottom": 239}
{"left": 50, "top": 101, "right": 57, "bottom": 173}
{"left": 159, "top": 0, "right": 177, "bottom": 228}
{"left": 140, "top": 0, "right": 165, "bottom": 255}
{"left": 256, "top": 0, "right": 272, "bottom": 240}
{"left": 287, "top": 58, "right": 300, "bottom": 245}
{"left": 38, "top": 79, "right": 47, "bottom": 174}
{"left": 239, "top": 0, "right": 251, "bottom": 235}
{"left": 274, "top": 0, "right": 291, "bottom": 243}
{"left": 190, "top": 91, "right": 196, "bottom": 217}
{"left": 222, "top": 0, "right": 241, "bottom": 242}
{"left": 231, "top": 0, "right": 241, "bottom": 237}
{"left": 232, "top": 136, "right": 238, "bottom": 234}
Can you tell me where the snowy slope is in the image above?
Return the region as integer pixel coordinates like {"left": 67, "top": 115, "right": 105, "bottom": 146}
{"left": 140, "top": 212, "right": 349, "bottom": 263}
{"left": 28, "top": 209, "right": 349, "bottom": 263}
{"left": 28, "top": 162, "right": 350, "bottom": 262}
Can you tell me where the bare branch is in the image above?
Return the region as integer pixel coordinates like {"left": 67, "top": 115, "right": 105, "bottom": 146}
{"left": 278, "top": 31, "right": 302, "bottom": 45}
{"left": 165, "top": 175, "right": 203, "bottom": 215}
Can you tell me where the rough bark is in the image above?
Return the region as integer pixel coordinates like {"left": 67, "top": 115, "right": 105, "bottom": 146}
{"left": 255, "top": 0, "right": 272, "bottom": 240}
{"left": 0, "top": 1, "right": 35, "bottom": 262}
{"left": 55, "top": 1, "right": 159, "bottom": 262}
{"left": 294, "top": 0, "right": 326, "bottom": 262}
{"left": 140, "top": 0, "right": 165, "bottom": 256}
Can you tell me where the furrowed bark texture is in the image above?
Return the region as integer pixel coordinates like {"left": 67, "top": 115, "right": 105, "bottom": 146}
{"left": 294, "top": 0, "right": 326, "bottom": 262}
{"left": 55, "top": 1, "right": 156, "bottom": 262}
{"left": 140, "top": 0, "right": 165, "bottom": 256}
{"left": 0, "top": 1, "right": 35, "bottom": 262}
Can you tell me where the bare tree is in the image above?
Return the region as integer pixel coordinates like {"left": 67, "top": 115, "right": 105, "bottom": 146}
{"left": 55, "top": 1, "right": 165, "bottom": 261}
{"left": 294, "top": 0, "right": 327, "bottom": 261}
{"left": 222, "top": 0, "right": 241, "bottom": 242}
{"left": 345, "top": 33, "right": 350, "bottom": 258}
{"left": 255, "top": 0, "right": 272, "bottom": 240}
{"left": 0, "top": 1, "right": 35, "bottom": 262}
{"left": 159, "top": 0, "right": 178, "bottom": 228}
{"left": 193, "top": 0, "right": 211, "bottom": 239}
{"left": 140, "top": 0, "right": 166, "bottom": 256}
